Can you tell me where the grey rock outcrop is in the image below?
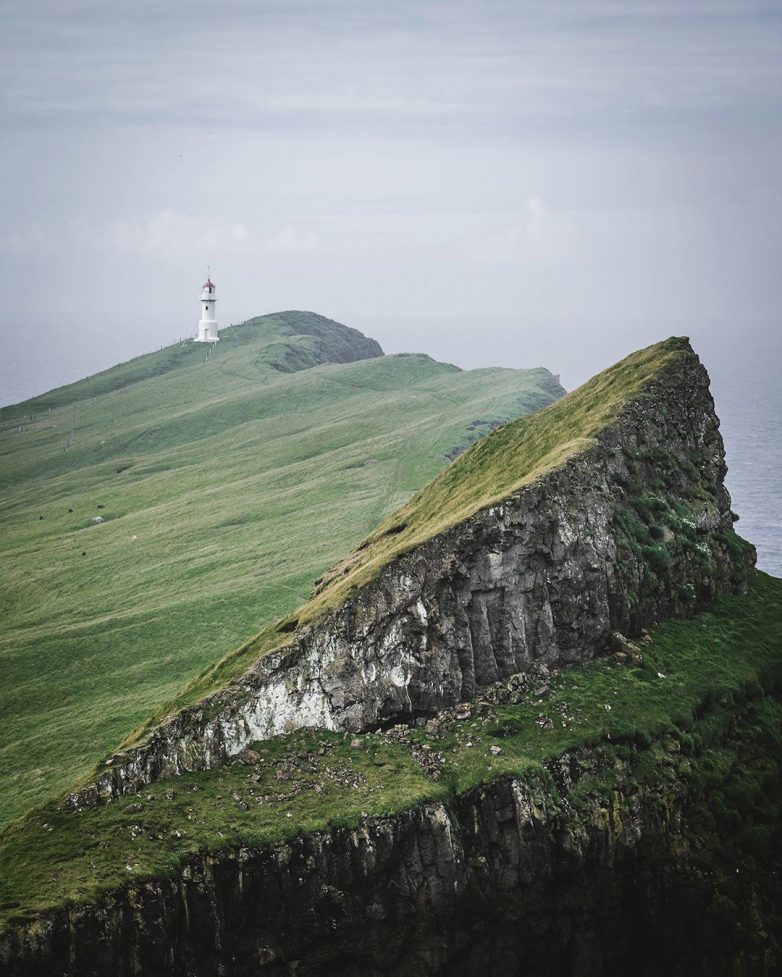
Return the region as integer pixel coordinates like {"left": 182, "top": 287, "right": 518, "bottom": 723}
{"left": 66, "top": 340, "right": 754, "bottom": 808}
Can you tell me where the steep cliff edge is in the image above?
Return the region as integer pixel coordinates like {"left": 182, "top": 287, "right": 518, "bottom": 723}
{"left": 67, "top": 337, "right": 754, "bottom": 808}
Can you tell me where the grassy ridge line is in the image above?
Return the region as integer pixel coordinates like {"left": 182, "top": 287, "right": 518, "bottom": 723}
{"left": 0, "top": 313, "right": 563, "bottom": 827}
{"left": 156, "top": 337, "right": 684, "bottom": 717}
{"left": 0, "top": 314, "right": 383, "bottom": 488}
{"left": 1, "top": 570, "right": 780, "bottom": 929}
{"left": 0, "top": 311, "right": 382, "bottom": 421}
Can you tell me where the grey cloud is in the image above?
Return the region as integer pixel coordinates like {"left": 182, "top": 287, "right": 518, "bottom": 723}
{"left": 3, "top": 0, "right": 781, "bottom": 137}
{"left": 0, "top": 0, "right": 780, "bottom": 406}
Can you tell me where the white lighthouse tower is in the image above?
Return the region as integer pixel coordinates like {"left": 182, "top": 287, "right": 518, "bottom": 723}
{"left": 196, "top": 274, "right": 219, "bottom": 343}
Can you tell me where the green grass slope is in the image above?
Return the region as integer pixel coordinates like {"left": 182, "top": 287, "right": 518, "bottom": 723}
{"left": 1, "top": 570, "right": 780, "bottom": 930}
{"left": 0, "top": 311, "right": 563, "bottom": 827}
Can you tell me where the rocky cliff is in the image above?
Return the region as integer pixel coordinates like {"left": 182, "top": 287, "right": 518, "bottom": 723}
{"left": 65, "top": 338, "right": 753, "bottom": 809}
{"left": 4, "top": 682, "right": 781, "bottom": 977}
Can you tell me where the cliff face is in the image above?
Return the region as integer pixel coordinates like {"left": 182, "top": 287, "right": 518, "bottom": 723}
{"left": 67, "top": 340, "right": 753, "bottom": 809}
{"left": 5, "top": 694, "right": 780, "bottom": 977}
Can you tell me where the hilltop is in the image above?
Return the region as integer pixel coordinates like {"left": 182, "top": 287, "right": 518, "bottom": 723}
{"left": 0, "top": 311, "right": 383, "bottom": 420}
{"left": 0, "top": 312, "right": 564, "bottom": 826}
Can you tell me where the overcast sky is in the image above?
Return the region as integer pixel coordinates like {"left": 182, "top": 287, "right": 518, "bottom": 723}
{"left": 2, "top": 0, "right": 781, "bottom": 403}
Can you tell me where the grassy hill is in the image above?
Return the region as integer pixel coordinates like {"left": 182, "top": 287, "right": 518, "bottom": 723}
{"left": 0, "top": 332, "right": 779, "bottom": 957}
{"left": 0, "top": 311, "right": 564, "bottom": 827}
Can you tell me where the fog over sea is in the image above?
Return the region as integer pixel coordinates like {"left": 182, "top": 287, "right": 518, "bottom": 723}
{"left": 1, "top": 321, "right": 779, "bottom": 579}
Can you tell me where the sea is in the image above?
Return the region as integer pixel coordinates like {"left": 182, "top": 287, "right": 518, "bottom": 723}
{"left": 1, "top": 331, "right": 780, "bottom": 578}
{"left": 708, "top": 354, "right": 782, "bottom": 579}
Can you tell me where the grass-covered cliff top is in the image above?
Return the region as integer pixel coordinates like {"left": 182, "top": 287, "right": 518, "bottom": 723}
{"left": 0, "top": 312, "right": 563, "bottom": 827}
{"left": 171, "top": 337, "right": 688, "bottom": 708}
{"left": 308, "top": 336, "right": 689, "bottom": 613}
{"left": 2, "top": 570, "right": 780, "bottom": 931}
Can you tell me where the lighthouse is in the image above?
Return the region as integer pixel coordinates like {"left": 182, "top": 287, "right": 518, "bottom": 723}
{"left": 196, "top": 275, "right": 219, "bottom": 343}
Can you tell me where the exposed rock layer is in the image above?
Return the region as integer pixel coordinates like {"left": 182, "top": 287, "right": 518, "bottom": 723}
{"left": 68, "top": 342, "right": 754, "bottom": 808}
{"left": 5, "top": 700, "right": 779, "bottom": 977}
